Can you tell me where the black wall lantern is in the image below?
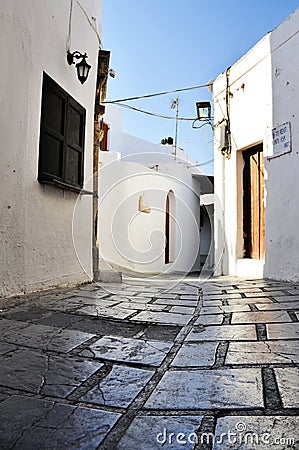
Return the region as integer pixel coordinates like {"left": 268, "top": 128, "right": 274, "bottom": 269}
{"left": 196, "top": 101, "right": 212, "bottom": 121}
{"left": 67, "top": 51, "right": 91, "bottom": 84}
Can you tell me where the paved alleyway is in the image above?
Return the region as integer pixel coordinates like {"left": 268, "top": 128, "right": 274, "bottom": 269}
{"left": 0, "top": 276, "right": 298, "bottom": 449}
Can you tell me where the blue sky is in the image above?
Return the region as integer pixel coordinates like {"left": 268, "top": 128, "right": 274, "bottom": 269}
{"left": 102, "top": 1, "right": 298, "bottom": 174}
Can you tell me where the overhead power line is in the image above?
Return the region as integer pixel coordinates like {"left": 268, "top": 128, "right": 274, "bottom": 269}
{"left": 103, "top": 82, "right": 212, "bottom": 103}
{"left": 114, "top": 102, "right": 196, "bottom": 121}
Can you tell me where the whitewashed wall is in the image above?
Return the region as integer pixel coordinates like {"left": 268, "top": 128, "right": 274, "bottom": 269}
{"left": 264, "top": 8, "right": 299, "bottom": 281}
{"left": 0, "top": 0, "right": 102, "bottom": 296}
{"left": 213, "top": 8, "right": 299, "bottom": 281}
{"left": 99, "top": 154, "right": 201, "bottom": 275}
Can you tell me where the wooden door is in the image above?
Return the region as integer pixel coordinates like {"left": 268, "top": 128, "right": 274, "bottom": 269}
{"left": 165, "top": 195, "right": 170, "bottom": 264}
{"left": 243, "top": 144, "right": 265, "bottom": 259}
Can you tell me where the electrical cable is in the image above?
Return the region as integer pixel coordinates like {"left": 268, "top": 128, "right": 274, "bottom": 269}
{"left": 103, "top": 82, "right": 212, "bottom": 103}
{"left": 187, "top": 158, "right": 214, "bottom": 168}
{"left": 114, "top": 102, "right": 197, "bottom": 121}
{"left": 76, "top": 0, "right": 102, "bottom": 47}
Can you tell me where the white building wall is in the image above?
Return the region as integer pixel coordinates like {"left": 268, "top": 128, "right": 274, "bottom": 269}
{"left": 213, "top": 35, "right": 272, "bottom": 277}
{"left": 0, "top": 0, "right": 102, "bottom": 296}
{"left": 99, "top": 155, "right": 201, "bottom": 275}
{"left": 213, "top": 7, "right": 299, "bottom": 281}
{"left": 265, "top": 9, "right": 299, "bottom": 281}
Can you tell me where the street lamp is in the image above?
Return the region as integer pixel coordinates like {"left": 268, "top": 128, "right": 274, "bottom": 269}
{"left": 67, "top": 51, "right": 91, "bottom": 84}
{"left": 196, "top": 101, "right": 212, "bottom": 121}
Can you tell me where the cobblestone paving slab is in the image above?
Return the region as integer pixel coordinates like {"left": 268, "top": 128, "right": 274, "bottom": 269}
{"left": 80, "top": 365, "right": 154, "bottom": 408}
{"left": 0, "top": 349, "right": 103, "bottom": 397}
{"left": 194, "top": 314, "right": 224, "bottom": 325}
{"left": 0, "top": 321, "right": 95, "bottom": 352}
{"left": 131, "top": 311, "right": 191, "bottom": 325}
{"left": 213, "top": 415, "right": 299, "bottom": 450}
{"left": 187, "top": 324, "right": 257, "bottom": 341}
{"left": 75, "top": 305, "right": 137, "bottom": 319}
{"left": 226, "top": 341, "right": 299, "bottom": 364}
{"left": 153, "top": 298, "right": 198, "bottom": 307}
{"left": 267, "top": 322, "right": 299, "bottom": 339}
{"left": 67, "top": 316, "right": 145, "bottom": 337}
{"left": 2, "top": 306, "right": 50, "bottom": 321}
{"left": 0, "top": 395, "right": 121, "bottom": 449}
{"left": 145, "top": 369, "right": 263, "bottom": 409}
{"left": 31, "top": 311, "right": 84, "bottom": 328}
{"left": 271, "top": 295, "right": 299, "bottom": 302}
{"left": 116, "top": 415, "right": 202, "bottom": 450}
{"left": 112, "top": 301, "right": 168, "bottom": 312}
{"left": 227, "top": 297, "right": 274, "bottom": 305}
{"left": 256, "top": 301, "right": 299, "bottom": 311}
{"left": 171, "top": 342, "right": 218, "bottom": 367}
{"left": 274, "top": 367, "right": 299, "bottom": 408}
{"left": 231, "top": 311, "right": 292, "bottom": 324}
{"left": 170, "top": 306, "right": 195, "bottom": 315}
{"left": 80, "top": 336, "right": 172, "bottom": 366}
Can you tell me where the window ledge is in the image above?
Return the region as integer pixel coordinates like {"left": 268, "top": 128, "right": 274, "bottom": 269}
{"left": 39, "top": 178, "right": 98, "bottom": 197}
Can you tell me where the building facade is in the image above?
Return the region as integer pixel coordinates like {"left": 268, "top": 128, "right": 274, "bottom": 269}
{"left": 0, "top": 0, "right": 103, "bottom": 296}
{"left": 213, "top": 8, "right": 299, "bottom": 281}
{"left": 98, "top": 106, "right": 214, "bottom": 277}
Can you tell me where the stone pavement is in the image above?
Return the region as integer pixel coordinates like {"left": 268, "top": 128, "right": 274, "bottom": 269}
{"left": 0, "top": 276, "right": 298, "bottom": 449}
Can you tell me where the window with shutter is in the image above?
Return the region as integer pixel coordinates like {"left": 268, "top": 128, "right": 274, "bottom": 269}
{"left": 38, "top": 73, "right": 86, "bottom": 191}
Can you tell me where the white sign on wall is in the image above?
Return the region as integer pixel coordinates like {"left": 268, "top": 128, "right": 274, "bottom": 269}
{"left": 269, "top": 122, "right": 292, "bottom": 159}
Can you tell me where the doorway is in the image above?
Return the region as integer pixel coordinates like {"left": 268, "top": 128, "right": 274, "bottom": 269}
{"left": 165, "top": 190, "right": 175, "bottom": 264}
{"left": 243, "top": 144, "right": 265, "bottom": 259}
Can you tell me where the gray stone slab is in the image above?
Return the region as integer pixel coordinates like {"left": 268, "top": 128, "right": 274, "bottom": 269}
{"left": 170, "top": 306, "right": 195, "bottom": 315}
{"left": 231, "top": 311, "right": 292, "bottom": 324}
{"left": 33, "top": 311, "right": 84, "bottom": 328}
{"left": 269, "top": 295, "right": 299, "bottom": 303}
{"left": 203, "top": 302, "right": 251, "bottom": 313}
{"left": 115, "top": 301, "right": 167, "bottom": 312}
{"left": 226, "top": 341, "right": 299, "bottom": 364}
{"left": 194, "top": 314, "right": 223, "bottom": 326}
{"left": 275, "top": 368, "right": 299, "bottom": 408}
{"left": 131, "top": 311, "right": 191, "bottom": 325}
{"left": 256, "top": 302, "right": 299, "bottom": 311}
{"left": 68, "top": 296, "right": 121, "bottom": 307}
{"left": 201, "top": 305, "right": 251, "bottom": 314}
{"left": 267, "top": 322, "right": 299, "bottom": 340}
{"left": 0, "top": 318, "right": 29, "bottom": 334}
{"left": 171, "top": 342, "right": 218, "bottom": 367}
{"left": 81, "top": 365, "right": 154, "bottom": 408}
{"left": 213, "top": 415, "right": 299, "bottom": 449}
{"left": 154, "top": 298, "right": 197, "bottom": 307}
{"left": 81, "top": 336, "right": 172, "bottom": 366}
{"left": 71, "top": 316, "right": 145, "bottom": 338}
{"left": 0, "top": 395, "right": 120, "bottom": 449}
{"left": 203, "top": 300, "right": 223, "bottom": 306}
{"left": 199, "top": 306, "right": 223, "bottom": 315}
{"left": 72, "top": 290, "right": 110, "bottom": 299}
{"left": 111, "top": 295, "right": 154, "bottom": 304}
{"left": 0, "top": 342, "right": 18, "bottom": 356}
{"left": 117, "top": 415, "right": 202, "bottom": 450}
{"left": 145, "top": 368, "right": 263, "bottom": 409}
{"left": 1, "top": 322, "right": 94, "bottom": 353}
{"left": 37, "top": 298, "right": 88, "bottom": 312}
{"left": 0, "top": 348, "right": 102, "bottom": 397}
{"left": 3, "top": 306, "right": 49, "bottom": 322}
{"left": 180, "top": 294, "right": 199, "bottom": 300}
{"left": 76, "top": 305, "right": 136, "bottom": 319}
{"left": 243, "top": 291, "right": 287, "bottom": 298}
{"left": 225, "top": 292, "right": 251, "bottom": 299}
{"left": 187, "top": 324, "right": 257, "bottom": 341}
{"left": 228, "top": 297, "right": 274, "bottom": 305}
